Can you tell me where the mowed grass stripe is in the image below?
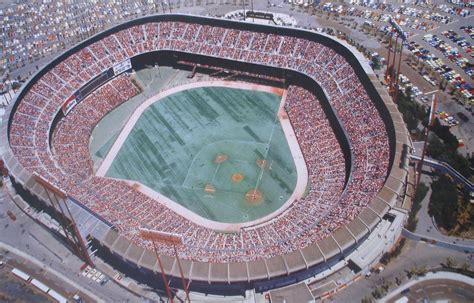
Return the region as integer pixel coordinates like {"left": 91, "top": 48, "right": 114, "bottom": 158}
{"left": 121, "top": 130, "right": 172, "bottom": 181}
{"left": 147, "top": 106, "right": 186, "bottom": 146}
{"left": 186, "top": 88, "right": 220, "bottom": 121}
{"left": 163, "top": 101, "right": 191, "bottom": 132}
{"left": 205, "top": 88, "right": 242, "bottom": 122}
{"left": 243, "top": 125, "right": 262, "bottom": 142}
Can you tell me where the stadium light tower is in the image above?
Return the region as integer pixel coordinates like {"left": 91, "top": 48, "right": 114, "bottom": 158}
{"left": 251, "top": 0, "right": 254, "bottom": 22}
{"left": 32, "top": 173, "right": 93, "bottom": 267}
{"left": 139, "top": 228, "right": 174, "bottom": 302}
{"left": 415, "top": 94, "right": 437, "bottom": 192}
{"left": 385, "top": 17, "right": 408, "bottom": 102}
{"left": 139, "top": 227, "right": 190, "bottom": 302}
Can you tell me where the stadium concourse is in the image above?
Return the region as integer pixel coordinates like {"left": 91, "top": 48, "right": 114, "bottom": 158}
{"left": 0, "top": 15, "right": 411, "bottom": 295}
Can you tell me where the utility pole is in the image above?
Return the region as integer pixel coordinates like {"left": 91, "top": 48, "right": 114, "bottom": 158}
{"left": 415, "top": 94, "right": 437, "bottom": 192}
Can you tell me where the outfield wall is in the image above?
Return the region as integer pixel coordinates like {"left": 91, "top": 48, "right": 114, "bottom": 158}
{"left": 141, "top": 50, "right": 354, "bottom": 187}
{"left": 0, "top": 14, "right": 411, "bottom": 294}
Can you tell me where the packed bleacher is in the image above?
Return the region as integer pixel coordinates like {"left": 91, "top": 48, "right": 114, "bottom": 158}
{"left": 51, "top": 75, "right": 139, "bottom": 181}
{"left": 8, "top": 21, "right": 390, "bottom": 263}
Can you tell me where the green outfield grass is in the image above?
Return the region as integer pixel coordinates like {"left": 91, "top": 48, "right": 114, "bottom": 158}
{"left": 106, "top": 86, "right": 297, "bottom": 223}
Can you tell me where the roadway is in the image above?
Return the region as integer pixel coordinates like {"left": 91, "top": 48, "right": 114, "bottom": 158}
{"left": 331, "top": 238, "right": 474, "bottom": 302}
{"left": 410, "top": 154, "right": 473, "bottom": 191}
{"left": 0, "top": 186, "right": 143, "bottom": 302}
{"left": 1, "top": 2, "right": 473, "bottom": 302}
{"left": 385, "top": 273, "right": 474, "bottom": 302}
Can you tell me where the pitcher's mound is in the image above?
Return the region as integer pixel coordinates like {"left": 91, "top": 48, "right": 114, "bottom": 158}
{"left": 214, "top": 154, "right": 228, "bottom": 163}
{"left": 245, "top": 189, "right": 264, "bottom": 204}
{"left": 232, "top": 173, "right": 244, "bottom": 183}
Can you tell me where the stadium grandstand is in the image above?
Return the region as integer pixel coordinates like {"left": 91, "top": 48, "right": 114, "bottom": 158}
{"left": 0, "top": 14, "right": 411, "bottom": 296}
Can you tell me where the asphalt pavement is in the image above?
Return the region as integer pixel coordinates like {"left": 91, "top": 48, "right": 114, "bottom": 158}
{"left": 0, "top": 186, "right": 143, "bottom": 302}
{"left": 414, "top": 173, "right": 474, "bottom": 247}
{"left": 331, "top": 238, "right": 474, "bottom": 302}
{"left": 1, "top": 2, "right": 473, "bottom": 302}
{"left": 411, "top": 15, "right": 474, "bottom": 82}
{"left": 385, "top": 273, "right": 474, "bottom": 302}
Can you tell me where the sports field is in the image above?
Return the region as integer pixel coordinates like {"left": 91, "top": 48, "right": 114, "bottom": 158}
{"left": 105, "top": 86, "right": 297, "bottom": 223}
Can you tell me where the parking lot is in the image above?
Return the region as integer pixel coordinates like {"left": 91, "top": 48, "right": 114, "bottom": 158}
{"left": 0, "top": 1, "right": 473, "bottom": 302}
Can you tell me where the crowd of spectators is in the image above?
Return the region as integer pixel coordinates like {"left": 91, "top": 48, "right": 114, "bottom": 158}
{"left": 8, "top": 21, "right": 390, "bottom": 263}
{"left": 52, "top": 75, "right": 139, "bottom": 181}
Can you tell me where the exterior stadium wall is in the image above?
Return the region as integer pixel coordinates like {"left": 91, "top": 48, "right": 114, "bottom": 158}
{"left": 0, "top": 14, "right": 411, "bottom": 294}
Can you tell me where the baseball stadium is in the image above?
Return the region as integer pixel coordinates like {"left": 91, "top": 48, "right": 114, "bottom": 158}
{"left": 0, "top": 14, "right": 411, "bottom": 296}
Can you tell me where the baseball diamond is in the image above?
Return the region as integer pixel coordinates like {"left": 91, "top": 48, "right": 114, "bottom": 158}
{"left": 0, "top": 14, "right": 410, "bottom": 296}
{"left": 101, "top": 86, "right": 298, "bottom": 223}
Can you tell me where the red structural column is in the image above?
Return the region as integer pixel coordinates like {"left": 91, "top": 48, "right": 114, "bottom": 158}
{"left": 389, "top": 35, "right": 399, "bottom": 96}
{"left": 385, "top": 30, "right": 393, "bottom": 81}
{"left": 173, "top": 244, "right": 191, "bottom": 302}
{"left": 153, "top": 240, "right": 174, "bottom": 303}
{"left": 393, "top": 41, "right": 404, "bottom": 102}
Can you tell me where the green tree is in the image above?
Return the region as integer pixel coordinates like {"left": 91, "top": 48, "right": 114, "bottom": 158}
{"left": 417, "top": 265, "right": 428, "bottom": 276}
{"left": 429, "top": 175, "right": 459, "bottom": 230}
{"left": 427, "top": 129, "right": 471, "bottom": 179}
{"left": 372, "top": 287, "right": 383, "bottom": 299}
{"left": 12, "top": 81, "right": 22, "bottom": 90}
{"left": 407, "top": 183, "right": 429, "bottom": 231}
{"left": 446, "top": 257, "right": 457, "bottom": 269}
{"left": 449, "top": 153, "right": 471, "bottom": 179}
{"left": 461, "top": 262, "right": 471, "bottom": 271}
{"left": 395, "top": 275, "right": 402, "bottom": 286}
{"left": 431, "top": 118, "right": 458, "bottom": 151}
{"left": 396, "top": 89, "right": 427, "bottom": 132}
{"left": 427, "top": 136, "right": 446, "bottom": 159}
{"left": 406, "top": 267, "right": 416, "bottom": 279}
